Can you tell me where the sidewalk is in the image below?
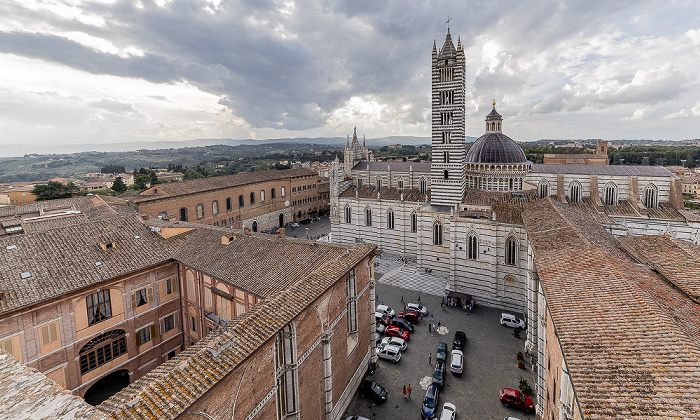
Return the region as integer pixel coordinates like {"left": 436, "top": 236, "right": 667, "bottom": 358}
{"left": 374, "top": 253, "right": 447, "bottom": 297}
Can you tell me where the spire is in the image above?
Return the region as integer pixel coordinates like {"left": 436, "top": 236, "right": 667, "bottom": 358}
{"left": 457, "top": 36, "right": 462, "bottom": 51}
{"left": 439, "top": 28, "right": 456, "bottom": 59}
{"left": 485, "top": 99, "right": 503, "bottom": 133}
{"left": 353, "top": 126, "right": 357, "bottom": 141}
{"left": 432, "top": 40, "right": 437, "bottom": 58}
{"left": 346, "top": 135, "right": 350, "bottom": 148}
{"left": 362, "top": 135, "right": 366, "bottom": 148}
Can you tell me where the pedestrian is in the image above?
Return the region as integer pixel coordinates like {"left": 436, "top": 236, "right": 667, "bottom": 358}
{"left": 428, "top": 322, "right": 431, "bottom": 333}
{"left": 437, "top": 321, "right": 441, "bottom": 330}
{"left": 430, "top": 314, "right": 433, "bottom": 322}
{"left": 401, "top": 296, "right": 405, "bottom": 305}
{"left": 407, "top": 384, "right": 412, "bottom": 400}
{"left": 428, "top": 352, "right": 432, "bottom": 365}
{"left": 403, "top": 385, "right": 407, "bottom": 399}
{"left": 418, "top": 294, "right": 421, "bottom": 304}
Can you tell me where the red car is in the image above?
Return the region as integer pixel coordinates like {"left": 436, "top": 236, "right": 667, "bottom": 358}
{"left": 499, "top": 388, "right": 534, "bottom": 414}
{"left": 376, "top": 314, "right": 392, "bottom": 326}
{"left": 385, "top": 325, "right": 410, "bottom": 340}
{"left": 398, "top": 310, "right": 420, "bottom": 323}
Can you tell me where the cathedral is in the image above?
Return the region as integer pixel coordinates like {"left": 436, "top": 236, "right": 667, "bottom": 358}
{"left": 329, "top": 28, "right": 697, "bottom": 313}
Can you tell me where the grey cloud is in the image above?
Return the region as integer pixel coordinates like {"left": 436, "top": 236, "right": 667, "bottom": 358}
{"left": 90, "top": 99, "right": 136, "bottom": 114}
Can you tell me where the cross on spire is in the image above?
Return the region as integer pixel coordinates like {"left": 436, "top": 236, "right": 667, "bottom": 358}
{"left": 446, "top": 15, "right": 451, "bottom": 29}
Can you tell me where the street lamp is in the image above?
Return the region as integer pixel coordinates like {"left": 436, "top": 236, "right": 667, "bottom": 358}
{"left": 305, "top": 227, "right": 309, "bottom": 239}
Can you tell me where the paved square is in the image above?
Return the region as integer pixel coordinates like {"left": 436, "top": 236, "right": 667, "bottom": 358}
{"left": 343, "top": 281, "right": 536, "bottom": 420}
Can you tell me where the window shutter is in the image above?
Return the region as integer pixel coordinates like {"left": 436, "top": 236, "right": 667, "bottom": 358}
{"left": 136, "top": 330, "right": 142, "bottom": 346}
{"left": 150, "top": 324, "right": 156, "bottom": 341}
{"left": 40, "top": 326, "right": 50, "bottom": 346}
{"left": 174, "top": 314, "right": 179, "bottom": 329}
{"left": 0, "top": 339, "right": 13, "bottom": 356}
{"left": 160, "top": 319, "right": 165, "bottom": 334}
{"left": 147, "top": 287, "right": 154, "bottom": 304}
{"left": 131, "top": 293, "right": 137, "bottom": 310}
{"left": 49, "top": 322, "right": 58, "bottom": 343}
{"left": 173, "top": 278, "right": 178, "bottom": 292}
{"left": 158, "top": 280, "right": 165, "bottom": 298}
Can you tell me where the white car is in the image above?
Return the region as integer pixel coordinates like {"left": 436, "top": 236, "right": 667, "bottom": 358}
{"left": 504, "top": 417, "right": 524, "bottom": 420}
{"left": 290, "top": 222, "right": 300, "bottom": 228}
{"left": 406, "top": 302, "right": 428, "bottom": 315}
{"left": 380, "top": 336, "right": 407, "bottom": 351}
{"left": 500, "top": 313, "right": 526, "bottom": 329}
{"left": 375, "top": 304, "right": 395, "bottom": 317}
{"left": 439, "top": 402, "right": 456, "bottom": 420}
{"left": 450, "top": 350, "right": 463, "bottom": 374}
{"left": 377, "top": 343, "right": 402, "bottom": 363}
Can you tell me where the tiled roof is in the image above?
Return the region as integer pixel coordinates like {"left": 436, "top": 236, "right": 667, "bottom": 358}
{"left": 132, "top": 168, "right": 317, "bottom": 202}
{"left": 523, "top": 199, "right": 700, "bottom": 418}
{"left": 0, "top": 352, "right": 100, "bottom": 419}
{"left": 351, "top": 161, "right": 431, "bottom": 173}
{"left": 173, "top": 228, "right": 354, "bottom": 298}
{"left": 0, "top": 215, "right": 173, "bottom": 314}
{"left": 96, "top": 243, "right": 376, "bottom": 419}
{"left": 339, "top": 185, "right": 430, "bottom": 202}
{"left": 0, "top": 196, "right": 118, "bottom": 220}
{"left": 531, "top": 163, "right": 679, "bottom": 179}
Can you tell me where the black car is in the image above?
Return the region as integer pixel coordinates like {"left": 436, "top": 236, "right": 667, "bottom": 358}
{"left": 432, "top": 360, "right": 445, "bottom": 388}
{"left": 452, "top": 330, "right": 467, "bottom": 350}
{"left": 358, "top": 380, "right": 388, "bottom": 403}
{"left": 391, "top": 317, "right": 414, "bottom": 332}
{"left": 421, "top": 382, "right": 440, "bottom": 419}
{"left": 436, "top": 342, "right": 448, "bottom": 362}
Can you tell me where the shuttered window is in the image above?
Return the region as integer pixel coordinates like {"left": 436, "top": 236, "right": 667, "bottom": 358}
{"left": 131, "top": 287, "right": 154, "bottom": 309}
{"left": 39, "top": 322, "right": 60, "bottom": 347}
{"left": 136, "top": 325, "right": 157, "bottom": 347}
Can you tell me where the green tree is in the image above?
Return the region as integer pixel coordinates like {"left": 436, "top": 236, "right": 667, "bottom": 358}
{"left": 32, "top": 181, "right": 78, "bottom": 201}
{"left": 134, "top": 174, "right": 153, "bottom": 190}
{"left": 183, "top": 168, "right": 205, "bottom": 180}
{"left": 111, "top": 177, "right": 128, "bottom": 193}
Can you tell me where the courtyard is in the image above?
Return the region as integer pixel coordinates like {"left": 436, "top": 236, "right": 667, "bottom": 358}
{"left": 343, "top": 279, "right": 536, "bottom": 420}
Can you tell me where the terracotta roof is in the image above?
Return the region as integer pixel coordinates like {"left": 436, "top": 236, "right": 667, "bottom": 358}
{"left": 532, "top": 163, "right": 679, "bottom": 179}
{"left": 351, "top": 161, "right": 431, "bottom": 173}
{"left": 96, "top": 243, "right": 376, "bottom": 419}
{"left": 0, "top": 196, "right": 118, "bottom": 220}
{"left": 132, "top": 168, "right": 317, "bottom": 202}
{"left": 523, "top": 199, "right": 700, "bottom": 418}
{"left": 0, "top": 352, "right": 101, "bottom": 419}
{"left": 339, "top": 185, "right": 429, "bottom": 202}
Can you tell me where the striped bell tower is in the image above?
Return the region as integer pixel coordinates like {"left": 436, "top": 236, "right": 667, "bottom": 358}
{"left": 430, "top": 28, "right": 466, "bottom": 207}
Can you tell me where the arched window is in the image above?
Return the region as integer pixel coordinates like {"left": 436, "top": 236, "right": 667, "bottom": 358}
{"left": 411, "top": 213, "right": 417, "bottom": 232}
{"left": 387, "top": 209, "right": 395, "bottom": 230}
{"left": 433, "top": 221, "right": 443, "bottom": 245}
{"left": 281, "top": 186, "right": 286, "bottom": 197}
{"left": 238, "top": 195, "right": 244, "bottom": 207}
{"left": 365, "top": 207, "right": 372, "bottom": 226}
{"left": 196, "top": 203, "right": 204, "bottom": 219}
{"left": 443, "top": 170, "right": 448, "bottom": 180}
{"left": 79, "top": 329, "right": 127, "bottom": 375}
{"left": 538, "top": 179, "right": 549, "bottom": 199}
{"left": 420, "top": 178, "right": 427, "bottom": 195}
{"left": 505, "top": 236, "right": 517, "bottom": 265}
{"left": 467, "top": 233, "right": 478, "bottom": 260}
{"left": 345, "top": 206, "right": 351, "bottom": 224}
{"left": 252, "top": 221, "right": 258, "bottom": 232}
{"left": 376, "top": 177, "right": 382, "bottom": 191}
{"left": 275, "top": 324, "right": 299, "bottom": 417}
{"left": 260, "top": 190, "right": 265, "bottom": 202}
{"left": 570, "top": 181, "right": 582, "bottom": 203}
{"left": 250, "top": 192, "right": 255, "bottom": 205}
{"left": 397, "top": 177, "right": 404, "bottom": 190}
{"left": 603, "top": 182, "right": 618, "bottom": 206}
{"left": 179, "top": 207, "right": 188, "bottom": 221}
{"left": 357, "top": 178, "right": 363, "bottom": 189}
{"left": 443, "top": 151, "right": 449, "bottom": 163}
{"left": 271, "top": 188, "right": 276, "bottom": 199}
{"left": 225, "top": 197, "right": 232, "bottom": 212}
{"left": 643, "top": 184, "right": 658, "bottom": 208}
{"left": 212, "top": 200, "right": 219, "bottom": 215}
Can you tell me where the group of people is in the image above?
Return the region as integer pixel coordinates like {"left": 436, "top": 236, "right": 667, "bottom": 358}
{"left": 441, "top": 296, "right": 476, "bottom": 313}
{"left": 402, "top": 384, "right": 413, "bottom": 400}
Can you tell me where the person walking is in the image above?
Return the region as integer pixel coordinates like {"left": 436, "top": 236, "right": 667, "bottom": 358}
{"left": 407, "top": 384, "right": 412, "bottom": 400}
{"left": 428, "top": 352, "right": 432, "bottom": 365}
{"left": 403, "top": 385, "right": 407, "bottom": 399}
{"left": 428, "top": 322, "right": 432, "bottom": 333}
{"left": 401, "top": 296, "right": 405, "bottom": 306}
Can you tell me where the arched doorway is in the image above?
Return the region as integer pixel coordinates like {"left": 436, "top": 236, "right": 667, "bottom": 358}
{"left": 278, "top": 213, "right": 284, "bottom": 227}
{"left": 297, "top": 211, "right": 302, "bottom": 218}
{"left": 83, "top": 369, "right": 130, "bottom": 406}
{"left": 252, "top": 221, "right": 258, "bottom": 232}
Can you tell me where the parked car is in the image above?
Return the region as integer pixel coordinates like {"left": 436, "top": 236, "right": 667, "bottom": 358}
{"left": 500, "top": 313, "right": 526, "bottom": 329}
{"left": 398, "top": 309, "right": 420, "bottom": 323}
{"left": 504, "top": 417, "right": 524, "bottom": 420}
{"left": 432, "top": 360, "right": 445, "bottom": 387}
{"left": 450, "top": 350, "right": 463, "bottom": 375}
{"left": 439, "top": 403, "right": 456, "bottom": 420}
{"left": 346, "top": 417, "right": 370, "bottom": 420}
{"left": 436, "top": 342, "right": 448, "bottom": 362}
{"left": 377, "top": 343, "right": 402, "bottom": 363}
{"left": 375, "top": 313, "right": 392, "bottom": 326}
{"left": 381, "top": 336, "right": 407, "bottom": 351}
{"left": 375, "top": 323, "right": 386, "bottom": 334}
{"left": 421, "top": 383, "right": 440, "bottom": 419}
{"left": 385, "top": 325, "right": 410, "bottom": 340}
{"left": 358, "top": 380, "right": 388, "bottom": 403}
{"left": 290, "top": 222, "right": 300, "bottom": 228}
{"left": 376, "top": 304, "right": 395, "bottom": 317}
{"left": 406, "top": 302, "right": 429, "bottom": 315}
{"left": 391, "top": 317, "right": 414, "bottom": 332}
{"left": 499, "top": 388, "right": 534, "bottom": 414}
{"left": 452, "top": 331, "right": 467, "bottom": 350}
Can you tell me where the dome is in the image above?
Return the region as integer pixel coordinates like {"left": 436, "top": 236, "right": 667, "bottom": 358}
{"left": 465, "top": 132, "right": 528, "bottom": 164}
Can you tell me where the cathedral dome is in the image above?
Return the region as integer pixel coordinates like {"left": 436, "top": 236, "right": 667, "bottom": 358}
{"left": 465, "top": 132, "right": 528, "bottom": 164}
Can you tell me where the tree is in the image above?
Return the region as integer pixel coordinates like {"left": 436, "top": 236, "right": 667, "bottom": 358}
{"left": 32, "top": 182, "right": 78, "bottom": 201}
{"left": 134, "top": 174, "right": 152, "bottom": 190}
{"left": 111, "top": 177, "right": 128, "bottom": 193}
{"left": 183, "top": 168, "right": 205, "bottom": 180}
{"left": 101, "top": 164, "right": 125, "bottom": 174}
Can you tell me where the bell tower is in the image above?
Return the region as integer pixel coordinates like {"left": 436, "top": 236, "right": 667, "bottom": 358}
{"left": 430, "top": 28, "right": 466, "bottom": 207}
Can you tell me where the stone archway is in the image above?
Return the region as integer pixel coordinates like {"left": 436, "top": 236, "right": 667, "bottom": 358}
{"left": 252, "top": 220, "right": 258, "bottom": 232}
{"left": 83, "top": 369, "right": 130, "bottom": 406}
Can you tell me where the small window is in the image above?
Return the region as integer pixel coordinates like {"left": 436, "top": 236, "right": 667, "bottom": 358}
{"left": 196, "top": 203, "right": 204, "bottom": 219}
{"left": 467, "top": 233, "right": 478, "bottom": 260}
{"left": 387, "top": 210, "right": 395, "bottom": 230}
{"left": 505, "top": 236, "right": 517, "bottom": 265}
{"left": 260, "top": 190, "right": 265, "bottom": 202}
{"left": 161, "top": 313, "right": 177, "bottom": 333}
{"left": 238, "top": 195, "right": 244, "bottom": 207}
{"left": 250, "top": 192, "right": 255, "bottom": 205}
{"left": 179, "top": 207, "right": 188, "bottom": 221}
{"left": 411, "top": 213, "right": 417, "bottom": 232}
{"left": 226, "top": 197, "right": 232, "bottom": 212}
{"left": 190, "top": 316, "right": 197, "bottom": 332}
{"left": 397, "top": 178, "right": 404, "bottom": 190}
{"left": 131, "top": 287, "right": 153, "bottom": 309}
{"left": 345, "top": 206, "right": 352, "bottom": 224}
{"left": 292, "top": 186, "right": 296, "bottom": 193}
{"left": 433, "top": 222, "right": 443, "bottom": 245}
{"left": 39, "top": 321, "right": 60, "bottom": 347}
{"left": 87, "top": 290, "right": 113, "bottom": 326}
{"left": 212, "top": 200, "right": 219, "bottom": 215}
{"left": 376, "top": 177, "right": 382, "bottom": 191}
{"left": 281, "top": 186, "right": 286, "bottom": 197}
{"left": 271, "top": 188, "right": 276, "bottom": 199}
{"left": 420, "top": 178, "right": 427, "bottom": 195}
{"left": 136, "top": 325, "right": 156, "bottom": 347}
{"left": 365, "top": 207, "right": 372, "bottom": 226}
{"left": 443, "top": 170, "right": 448, "bottom": 180}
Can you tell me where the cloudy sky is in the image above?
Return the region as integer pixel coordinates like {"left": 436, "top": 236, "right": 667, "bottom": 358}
{"left": 0, "top": 0, "right": 698, "bottom": 154}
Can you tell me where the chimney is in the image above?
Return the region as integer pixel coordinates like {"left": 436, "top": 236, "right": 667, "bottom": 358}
{"left": 221, "top": 233, "right": 237, "bottom": 244}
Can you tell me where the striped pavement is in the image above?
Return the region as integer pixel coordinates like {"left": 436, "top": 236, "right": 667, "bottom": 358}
{"left": 374, "top": 253, "right": 448, "bottom": 297}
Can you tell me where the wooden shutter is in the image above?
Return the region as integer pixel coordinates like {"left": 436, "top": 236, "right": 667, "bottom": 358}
{"left": 149, "top": 325, "right": 156, "bottom": 342}
{"left": 174, "top": 314, "right": 179, "bottom": 329}
{"left": 136, "top": 329, "right": 142, "bottom": 346}
{"left": 172, "top": 278, "right": 178, "bottom": 292}
{"left": 158, "top": 280, "right": 165, "bottom": 298}
{"left": 159, "top": 318, "right": 165, "bottom": 334}
{"left": 49, "top": 322, "right": 58, "bottom": 344}
{"left": 147, "top": 287, "right": 154, "bottom": 304}
{"left": 0, "top": 339, "right": 13, "bottom": 357}
{"left": 130, "top": 293, "right": 137, "bottom": 309}
{"left": 40, "top": 325, "right": 50, "bottom": 346}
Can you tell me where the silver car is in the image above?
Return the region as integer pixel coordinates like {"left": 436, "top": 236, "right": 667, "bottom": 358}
{"left": 377, "top": 343, "right": 402, "bottom": 363}
{"left": 380, "top": 336, "right": 407, "bottom": 351}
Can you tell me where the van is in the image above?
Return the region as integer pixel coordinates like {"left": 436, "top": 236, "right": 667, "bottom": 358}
{"left": 500, "top": 313, "right": 526, "bottom": 329}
